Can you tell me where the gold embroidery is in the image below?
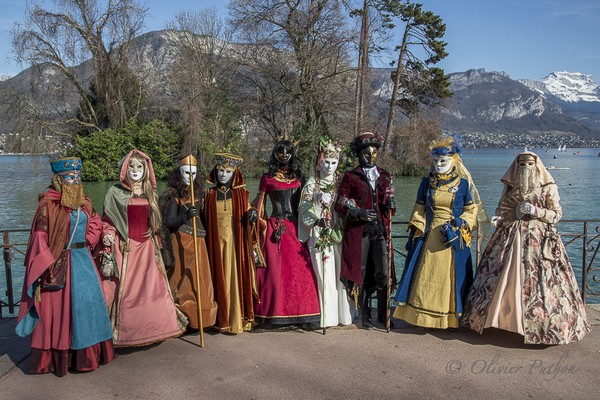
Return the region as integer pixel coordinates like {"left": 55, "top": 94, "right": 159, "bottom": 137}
{"left": 273, "top": 171, "right": 295, "bottom": 184}
{"left": 35, "top": 205, "right": 48, "bottom": 233}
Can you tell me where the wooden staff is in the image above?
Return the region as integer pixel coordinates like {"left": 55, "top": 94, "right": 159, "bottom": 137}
{"left": 386, "top": 208, "right": 393, "bottom": 333}
{"left": 321, "top": 243, "right": 327, "bottom": 336}
{"left": 189, "top": 160, "right": 205, "bottom": 347}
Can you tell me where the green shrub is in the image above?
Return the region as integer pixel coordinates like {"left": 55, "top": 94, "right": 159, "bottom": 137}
{"left": 71, "top": 119, "right": 181, "bottom": 181}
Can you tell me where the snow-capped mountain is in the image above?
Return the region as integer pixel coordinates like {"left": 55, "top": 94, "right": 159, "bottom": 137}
{"left": 437, "top": 69, "right": 597, "bottom": 140}
{"left": 520, "top": 71, "right": 600, "bottom": 103}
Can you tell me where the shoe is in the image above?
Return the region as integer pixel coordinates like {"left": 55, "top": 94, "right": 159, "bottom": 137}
{"left": 362, "top": 318, "right": 374, "bottom": 330}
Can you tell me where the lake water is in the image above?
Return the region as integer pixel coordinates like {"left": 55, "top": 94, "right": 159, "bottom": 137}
{"left": 1, "top": 148, "right": 599, "bottom": 313}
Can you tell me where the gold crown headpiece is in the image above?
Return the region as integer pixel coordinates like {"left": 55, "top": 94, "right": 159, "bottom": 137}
{"left": 275, "top": 134, "right": 301, "bottom": 148}
{"left": 177, "top": 154, "right": 198, "bottom": 167}
{"left": 215, "top": 152, "right": 243, "bottom": 171}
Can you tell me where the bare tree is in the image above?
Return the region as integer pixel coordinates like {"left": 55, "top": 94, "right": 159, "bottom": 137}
{"left": 388, "top": 117, "right": 440, "bottom": 173}
{"left": 229, "top": 0, "right": 357, "bottom": 154}
{"left": 0, "top": 81, "right": 68, "bottom": 154}
{"left": 350, "top": 0, "right": 397, "bottom": 136}
{"left": 12, "top": 0, "right": 147, "bottom": 133}
{"left": 353, "top": 0, "right": 369, "bottom": 136}
{"left": 165, "top": 7, "right": 243, "bottom": 162}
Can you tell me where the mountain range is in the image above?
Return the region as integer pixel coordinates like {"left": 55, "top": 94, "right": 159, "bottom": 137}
{"left": 440, "top": 69, "right": 600, "bottom": 147}
{"left": 1, "top": 30, "right": 599, "bottom": 150}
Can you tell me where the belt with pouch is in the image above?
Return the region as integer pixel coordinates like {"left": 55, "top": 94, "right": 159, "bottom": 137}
{"left": 178, "top": 224, "right": 206, "bottom": 238}
{"left": 65, "top": 241, "right": 88, "bottom": 250}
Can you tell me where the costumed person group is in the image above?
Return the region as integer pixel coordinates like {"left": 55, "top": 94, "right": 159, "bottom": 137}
{"left": 203, "top": 153, "right": 259, "bottom": 334}
{"left": 394, "top": 135, "right": 479, "bottom": 329}
{"left": 100, "top": 149, "right": 187, "bottom": 346}
{"left": 299, "top": 139, "right": 354, "bottom": 328}
{"left": 252, "top": 139, "right": 321, "bottom": 328}
{"left": 335, "top": 132, "right": 396, "bottom": 330}
{"left": 160, "top": 155, "right": 217, "bottom": 331}
{"left": 16, "top": 139, "right": 592, "bottom": 379}
{"left": 16, "top": 157, "right": 114, "bottom": 376}
{"left": 462, "top": 151, "right": 590, "bottom": 344}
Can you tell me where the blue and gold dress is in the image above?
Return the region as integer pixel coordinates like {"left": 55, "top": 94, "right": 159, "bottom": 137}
{"left": 394, "top": 169, "right": 478, "bottom": 329}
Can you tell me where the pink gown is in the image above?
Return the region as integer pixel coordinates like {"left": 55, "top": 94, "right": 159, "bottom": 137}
{"left": 253, "top": 174, "right": 321, "bottom": 325}
{"left": 102, "top": 195, "right": 187, "bottom": 346}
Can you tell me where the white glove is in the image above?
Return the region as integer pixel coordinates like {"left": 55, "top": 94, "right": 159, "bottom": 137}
{"left": 103, "top": 233, "right": 115, "bottom": 247}
{"left": 100, "top": 251, "right": 117, "bottom": 278}
{"left": 321, "top": 192, "right": 332, "bottom": 205}
{"left": 490, "top": 216, "right": 502, "bottom": 227}
{"left": 518, "top": 202, "right": 536, "bottom": 216}
{"left": 101, "top": 264, "right": 114, "bottom": 277}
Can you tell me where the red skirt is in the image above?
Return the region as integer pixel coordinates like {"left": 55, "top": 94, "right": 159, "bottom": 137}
{"left": 28, "top": 339, "right": 115, "bottom": 377}
{"left": 254, "top": 218, "right": 320, "bottom": 325}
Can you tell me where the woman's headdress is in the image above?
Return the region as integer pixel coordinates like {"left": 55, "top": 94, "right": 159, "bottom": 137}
{"left": 315, "top": 137, "right": 342, "bottom": 173}
{"left": 214, "top": 152, "right": 243, "bottom": 171}
{"left": 429, "top": 134, "right": 463, "bottom": 158}
{"left": 177, "top": 154, "right": 198, "bottom": 167}
{"left": 50, "top": 157, "right": 82, "bottom": 174}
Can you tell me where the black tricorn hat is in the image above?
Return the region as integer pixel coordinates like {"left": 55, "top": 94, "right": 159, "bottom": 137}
{"left": 350, "top": 132, "right": 383, "bottom": 155}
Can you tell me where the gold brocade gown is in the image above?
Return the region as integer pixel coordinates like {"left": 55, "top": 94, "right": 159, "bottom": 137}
{"left": 216, "top": 198, "right": 245, "bottom": 333}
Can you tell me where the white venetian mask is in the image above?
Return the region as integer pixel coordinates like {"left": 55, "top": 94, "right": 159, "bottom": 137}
{"left": 127, "top": 158, "right": 145, "bottom": 182}
{"left": 320, "top": 157, "right": 339, "bottom": 178}
{"left": 432, "top": 155, "right": 453, "bottom": 174}
{"left": 217, "top": 168, "right": 234, "bottom": 185}
{"left": 179, "top": 165, "right": 197, "bottom": 187}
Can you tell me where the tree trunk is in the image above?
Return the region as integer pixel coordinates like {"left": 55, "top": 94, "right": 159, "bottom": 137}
{"left": 354, "top": 0, "right": 369, "bottom": 136}
{"left": 383, "top": 24, "right": 410, "bottom": 153}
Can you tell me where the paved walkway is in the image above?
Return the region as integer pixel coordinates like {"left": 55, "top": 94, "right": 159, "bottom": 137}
{"left": 1, "top": 306, "right": 599, "bottom": 400}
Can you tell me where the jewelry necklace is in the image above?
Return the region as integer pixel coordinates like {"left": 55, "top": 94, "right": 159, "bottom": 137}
{"left": 218, "top": 185, "right": 230, "bottom": 211}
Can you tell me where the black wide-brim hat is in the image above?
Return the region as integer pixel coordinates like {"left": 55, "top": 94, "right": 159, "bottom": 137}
{"left": 350, "top": 132, "right": 383, "bottom": 155}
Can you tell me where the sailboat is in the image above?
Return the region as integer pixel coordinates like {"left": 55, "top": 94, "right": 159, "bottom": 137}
{"left": 558, "top": 144, "right": 567, "bottom": 152}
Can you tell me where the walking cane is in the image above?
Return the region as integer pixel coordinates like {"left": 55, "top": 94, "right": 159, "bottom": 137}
{"left": 188, "top": 159, "right": 205, "bottom": 347}
{"left": 386, "top": 208, "right": 393, "bottom": 333}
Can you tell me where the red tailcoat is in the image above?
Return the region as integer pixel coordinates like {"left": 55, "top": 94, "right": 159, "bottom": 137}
{"left": 335, "top": 166, "right": 394, "bottom": 285}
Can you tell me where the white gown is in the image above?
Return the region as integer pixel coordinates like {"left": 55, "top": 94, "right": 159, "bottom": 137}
{"left": 298, "top": 175, "right": 355, "bottom": 327}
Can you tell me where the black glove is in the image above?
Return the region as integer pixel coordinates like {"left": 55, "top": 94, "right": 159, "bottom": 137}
{"left": 247, "top": 208, "right": 258, "bottom": 223}
{"left": 348, "top": 208, "right": 377, "bottom": 222}
{"left": 386, "top": 199, "right": 396, "bottom": 215}
{"left": 186, "top": 206, "right": 198, "bottom": 219}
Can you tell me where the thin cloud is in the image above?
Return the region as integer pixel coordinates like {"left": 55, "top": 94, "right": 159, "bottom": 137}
{"left": 535, "top": 0, "right": 600, "bottom": 24}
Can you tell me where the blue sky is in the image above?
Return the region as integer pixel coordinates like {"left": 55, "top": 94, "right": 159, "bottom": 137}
{"left": 1, "top": 0, "right": 599, "bottom": 81}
